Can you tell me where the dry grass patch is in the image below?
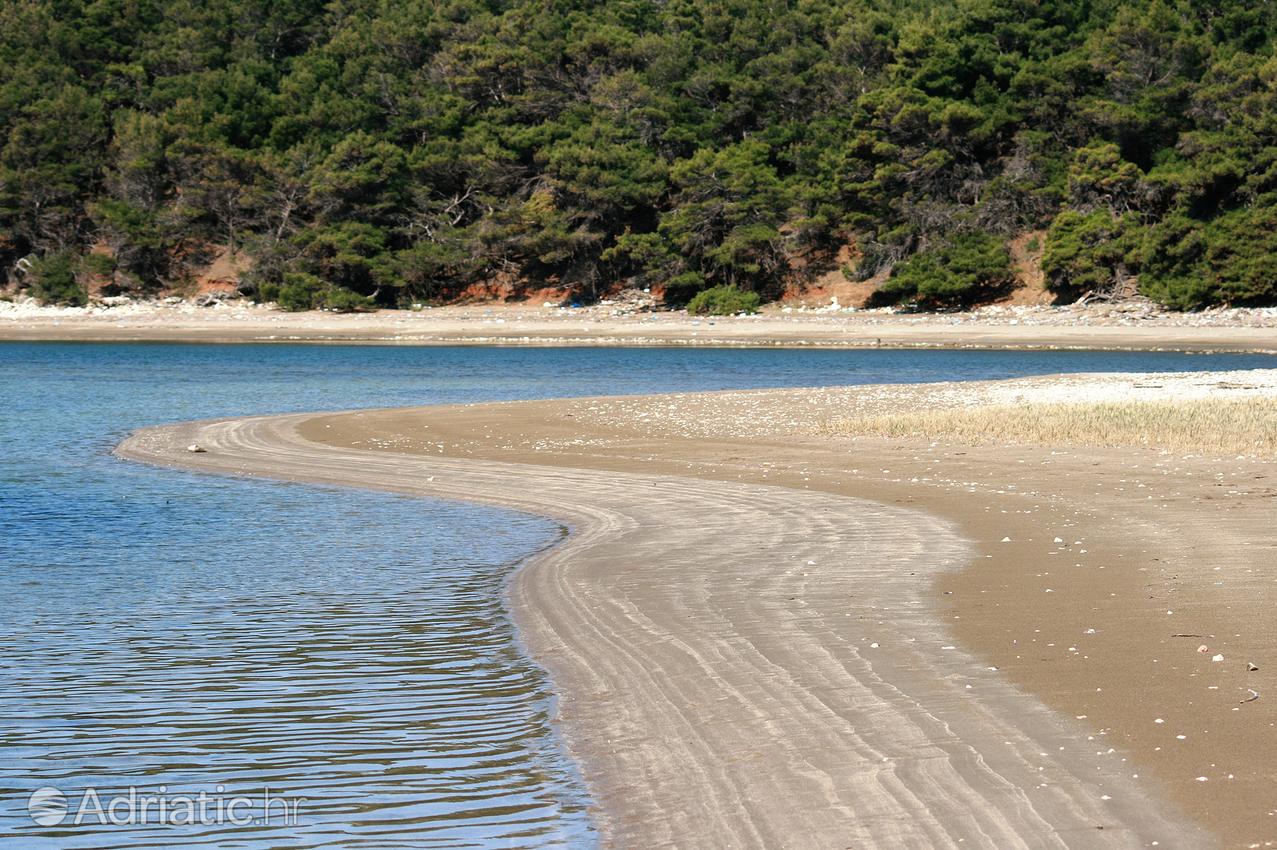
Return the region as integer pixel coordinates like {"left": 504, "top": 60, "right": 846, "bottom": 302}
{"left": 823, "top": 397, "right": 1277, "bottom": 457}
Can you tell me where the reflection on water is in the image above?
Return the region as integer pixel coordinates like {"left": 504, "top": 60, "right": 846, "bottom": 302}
{"left": 1, "top": 342, "right": 1273, "bottom": 847}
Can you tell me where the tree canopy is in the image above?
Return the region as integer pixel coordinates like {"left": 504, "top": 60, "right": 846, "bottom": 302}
{"left": 3, "top": 0, "right": 1276, "bottom": 308}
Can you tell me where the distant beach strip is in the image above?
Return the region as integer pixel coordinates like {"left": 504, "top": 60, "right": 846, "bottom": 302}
{"left": 6, "top": 300, "right": 1277, "bottom": 353}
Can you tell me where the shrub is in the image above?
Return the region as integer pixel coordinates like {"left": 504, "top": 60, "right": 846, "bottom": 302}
{"left": 256, "top": 281, "right": 281, "bottom": 303}
{"left": 1042, "top": 210, "right": 1140, "bottom": 302}
{"left": 1201, "top": 207, "right": 1277, "bottom": 306}
{"left": 318, "top": 286, "right": 376, "bottom": 312}
{"left": 266, "top": 273, "right": 375, "bottom": 312}
{"left": 276, "top": 273, "right": 324, "bottom": 311}
{"left": 661, "top": 271, "right": 706, "bottom": 307}
{"left": 877, "top": 233, "right": 1014, "bottom": 309}
{"left": 1139, "top": 208, "right": 1277, "bottom": 308}
{"left": 27, "top": 252, "right": 87, "bottom": 306}
{"left": 686, "top": 284, "right": 761, "bottom": 315}
{"left": 81, "top": 253, "right": 117, "bottom": 277}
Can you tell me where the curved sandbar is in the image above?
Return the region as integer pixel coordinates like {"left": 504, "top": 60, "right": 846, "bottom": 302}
{"left": 117, "top": 409, "right": 1201, "bottom": 848}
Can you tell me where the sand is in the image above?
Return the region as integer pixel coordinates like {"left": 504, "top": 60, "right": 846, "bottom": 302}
{"left": 115, "top": 370, "right": 1277, "bottom": 847}
{"left": 5, "top": 299, "right": 1277, "bottom": 351}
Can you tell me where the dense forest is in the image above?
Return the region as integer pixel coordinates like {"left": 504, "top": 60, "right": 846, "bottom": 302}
{"left": 2, "top": 0, "right": 1276, "bottom": 310}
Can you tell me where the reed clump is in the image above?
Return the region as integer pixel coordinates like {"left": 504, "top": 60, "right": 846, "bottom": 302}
{"left": 823, "top": 397, "right": 1277, "bottom": 457}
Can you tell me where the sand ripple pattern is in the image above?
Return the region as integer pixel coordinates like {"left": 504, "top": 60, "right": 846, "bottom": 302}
{"left": 118, "top": 414, "right": 1206, "bottom": 849}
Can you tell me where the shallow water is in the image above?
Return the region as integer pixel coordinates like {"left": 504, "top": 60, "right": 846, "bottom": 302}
{"left": 1, "top": 343, "right": 1273, "bottom": 848}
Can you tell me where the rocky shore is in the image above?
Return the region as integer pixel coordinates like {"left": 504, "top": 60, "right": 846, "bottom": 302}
{"left": 4, "top": 295, "right": 1277, "bottom": 352}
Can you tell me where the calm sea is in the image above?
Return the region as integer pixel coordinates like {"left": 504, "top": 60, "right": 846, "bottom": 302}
{"left": 1, "top": 343, "right": 1273, "bottom": 848}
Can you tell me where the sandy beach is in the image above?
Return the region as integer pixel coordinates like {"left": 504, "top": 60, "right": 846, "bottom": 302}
{"left": 116, "top": 369, "right": 1277, "bottom": 847}
{"left": 5, "top": 298, "right": 1277, "bottom": 352}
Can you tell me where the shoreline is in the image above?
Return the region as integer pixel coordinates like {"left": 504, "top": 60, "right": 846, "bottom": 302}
{"left": 7, "top": 301, "right": 1277, "bottom": 353}
{"left": 111, "top": 372, "right": 1277, "bottom": 847}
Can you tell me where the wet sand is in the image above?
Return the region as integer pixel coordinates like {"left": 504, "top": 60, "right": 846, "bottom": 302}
{"left": 7, "top": 301, "right": 1277, "bottom": 352}
{"left": 116, "top": 371, "right": 1277, "bottom": 848}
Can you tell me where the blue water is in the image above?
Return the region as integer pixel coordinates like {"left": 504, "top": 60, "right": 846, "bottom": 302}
{"left": 1, "top": 343, "right": 1273, "bottom": 848}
